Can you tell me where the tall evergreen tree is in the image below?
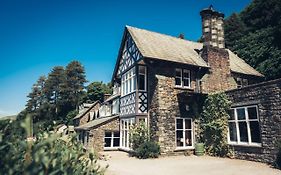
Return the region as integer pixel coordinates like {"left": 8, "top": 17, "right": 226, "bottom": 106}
{"left": 44, "top": 66, "right": 66, "bottom": 117}
{"left": 65, "top": 61, "right": 87, "bottom": 110}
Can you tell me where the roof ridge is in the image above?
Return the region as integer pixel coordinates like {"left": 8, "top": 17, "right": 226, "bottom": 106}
{"left": 126, "top": 25, "right": 201, "bottom": 45}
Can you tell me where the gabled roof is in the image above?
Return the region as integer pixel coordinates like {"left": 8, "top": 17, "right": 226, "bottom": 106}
{"left": 73, "top": 101, "right": 100, "bottom": 120}
{"left": 121, "top": 26, "right": 263, "bottom": 77}
{"left": 75, "top": 115, "right": 118, "bottom": 130}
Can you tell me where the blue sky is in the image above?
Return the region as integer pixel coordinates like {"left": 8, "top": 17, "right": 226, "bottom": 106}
{"left": 0, "top": 0, "right": 251, "bottom": 116}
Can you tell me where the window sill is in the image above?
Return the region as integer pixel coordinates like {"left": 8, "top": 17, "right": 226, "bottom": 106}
{"left": 174, "top": 86, "right": 193, "bottom": 90}
{"left": 104, "top": 147, "right": 119, "bottom": 151}
{"left": 228, "top": 143, "right": 262, "bottom": 148}
{"left": 174, "top": 147, "right": 194, "bottom": 151}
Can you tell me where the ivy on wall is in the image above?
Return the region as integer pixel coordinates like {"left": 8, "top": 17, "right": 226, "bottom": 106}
{"left": 199, "top": 93, "right": 233, "bottom": 157}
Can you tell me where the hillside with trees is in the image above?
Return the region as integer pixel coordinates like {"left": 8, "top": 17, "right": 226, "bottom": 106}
{"left": 224, "top": 0, "right": 281, "bottom": 80}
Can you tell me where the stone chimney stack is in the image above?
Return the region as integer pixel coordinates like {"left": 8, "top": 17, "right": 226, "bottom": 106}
{"left": 199, "top": 6, "right": 236, "bottom": 93}
{"left": 200, "top": 5, "right": 225, "bottom": 48}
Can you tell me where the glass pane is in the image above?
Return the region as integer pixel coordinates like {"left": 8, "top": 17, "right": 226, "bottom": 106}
{"left": 104, "top": 138, "right": 111, "bottom": 147}
{"left": 185, "top": 131, "right": 192, "bottom": 146}
{"left": 105, "top": 132, "right": 111, "bottom": 137}
{"left": 132, "top": 76, "right": 136, "bottom": 91}
{"left": 237, "top": 108, "right": 246, "bottom": 120}
{"left": 139, "top": 66, "right": 145, "bottom": 74}
{"left": 229, "top": 109, "right": 235, "bottom": 120}
{"left": 139, "top": 75, "right": 145, "bottom": 90}
{"left": 175, "top": 77, "right": 181, "bottom": 86}
{"left": 250, "top": 121, "right": 261, "bottom": 143}
{"left": 176, "top": 69, "right": 181, "bottom": 77}
{"left": 183, "top": 70, "right": 189, "bottom": 78}
{"left": 113, "top": 138, "right": 120, "bottom": 147}
{"left": 176, "top": 119, "right": 183, "bottom": 129}
{"left": 183, "top": 79, "right": 189, "bottom": 87}
{"left": 185, "top": 119, "right": 191, "bottom": 129}
{"left": 239, "top": 122, "right": 248, "bottom": 142}
{"left": 228, "top": 122, "right": 237, "bottom": 142}
{"left": 176, "top": 130, "right": 184, "bottom": 147}
{"left": 114, "top": 132, "right": 120, "bottom": 137}
{"left": 248, "top": 107, "right": 258, "bottom": 119}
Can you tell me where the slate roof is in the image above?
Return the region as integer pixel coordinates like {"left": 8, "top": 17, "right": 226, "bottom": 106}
{"left": 75, "top": 115, "right": 118, "bottom": 130}
{"left": 73, "top": 101, "right": 100, "bottom": 120}
{"left": 126, "top": 26, "right": 263, "bottom": 77}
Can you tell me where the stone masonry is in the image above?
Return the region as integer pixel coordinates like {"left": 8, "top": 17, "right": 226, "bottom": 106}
{"left": 77, "top": 102, "right": 100, "bottom": 126}
{"left": 226, "top": 78, "right": 281, "bottom": 163}
{"left": 87, "top": 118, "right": 119, "bottom": 152}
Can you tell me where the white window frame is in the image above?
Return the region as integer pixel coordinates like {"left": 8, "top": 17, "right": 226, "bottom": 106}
{"left": 138, "top": 65, "right": 147, "bottom": 91}
{"left": 104, "top": 131, "right": 120, "bottom": 149}
{"left": 121, "top": 67, "right": 136, "bottom": 97}
{"left": 175, "top": 118, "right": 194, "bottom": 149}
{"left": 120, "top": 118, "right": 135, "bottom": 149}
{"left": 175, "top": 68, "right": 191, "bottom": 88}
{"left": 228, "top": 105, "right": 261, "bottom": 146}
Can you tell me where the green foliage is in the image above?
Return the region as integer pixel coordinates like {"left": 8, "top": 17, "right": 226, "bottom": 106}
{"left": 225, "top": 0, "right": 281, "bottom": 80}
{"left": 275, "top": 140, "right": 281, "bottom": 169}
{"left": 66, "top": 110, "right": 79, "bottom": 125}
{"left": 84, "top": 81, "right": 112, "bottom": 103}
{"left": 25, "top": 60, "right": 87, "bottom": 132}
{"left": 199, "top": 93, "right": 232, "bottom": 157}
{"left": 0, "top": 116, "right": 105, "bottom": 175}
{"left": 130, "top": 122, "right": 160, "bottom": 159}
{"left": 134, "top": 141, "right": 160, "bottom": 159}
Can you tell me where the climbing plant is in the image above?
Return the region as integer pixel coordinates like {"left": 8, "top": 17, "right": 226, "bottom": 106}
{"left": 199, "top": 93, "right": 233, "bottom": 157}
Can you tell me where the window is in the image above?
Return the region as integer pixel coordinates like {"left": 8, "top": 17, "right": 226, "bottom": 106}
{"left": 175, "top": 68, "right": 191, "bottom": 88}
{"left": 104, "top": 131, "right": 120, "bottom": 148}
{"left": 121, "top": 67, "right": 136, "bottom": 96}
{"left": 120, "top": 118, "right": 135, "bottom": 149}
{"left": 138, "top": 65, "right": 146, "bottom": 91}
{"left": 236, "top": 78, "right": 248, "bottom": 88}
{"left": 176, "top": 118, "right": 193, "bottom": 148}
{"left": 228, "top": 106, "right": 261, "bottom": 146}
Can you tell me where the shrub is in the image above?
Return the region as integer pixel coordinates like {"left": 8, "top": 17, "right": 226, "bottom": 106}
{"left": 199, "top": 93, "right": 233, "bottom": 157}
{"left": 130, "top": 122, "right": 160, "bottom": 159}
{"left": 0, "top": 116, "right": 106, "bottom": 175}
{"left": 134, "top": 141, "right": 160, "bottom": 159}
{"left": 275, "top": 140, "right": 281, "bottom": 169}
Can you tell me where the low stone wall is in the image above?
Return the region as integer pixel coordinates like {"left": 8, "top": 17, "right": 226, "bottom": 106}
{"left": 88, "top": 118, "right": 119, "bottom": 152}
{"left": 226, "top": 78, "right": 281, "bottom": 164}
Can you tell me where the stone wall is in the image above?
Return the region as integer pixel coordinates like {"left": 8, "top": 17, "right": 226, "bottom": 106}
{"left": 146, "top": 60, "right": 201, "bottom": 154}
{"left": 87, "top": 118, "right": 119, "bottom": 152}
{"left": 226, "top": 78, "right": 281, "bottom": 163}
{"left": 78, "top": 103, "right": 100, "bottom": 126}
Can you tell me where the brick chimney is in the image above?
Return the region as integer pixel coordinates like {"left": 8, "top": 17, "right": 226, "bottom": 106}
{"left": 200, "top": 5, "right": 236, "bottom": 93}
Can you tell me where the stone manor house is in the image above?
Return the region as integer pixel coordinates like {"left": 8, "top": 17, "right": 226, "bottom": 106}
{"left": 74, "top": 6, "right": 281, "bottom": 164}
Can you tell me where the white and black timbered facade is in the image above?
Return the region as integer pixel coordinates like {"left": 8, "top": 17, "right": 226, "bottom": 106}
{"left": 112, "top": 29, "right": 149, "bottom": 149}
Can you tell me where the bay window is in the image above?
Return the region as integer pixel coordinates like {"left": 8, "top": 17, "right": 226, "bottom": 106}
{"left": 175, "top": 68, "right": 191, "bottom": 88}
{"left": 176, "top": 118, "right": 193, "bottom": 148}
{"left": 228, "top": 106, "right": 261, "bottom": 146}
{"left": 138, "top": 65, "right": 146, "bottom": 91}
{"left": 121, "top": 67, "right": 136, "bottom": 96}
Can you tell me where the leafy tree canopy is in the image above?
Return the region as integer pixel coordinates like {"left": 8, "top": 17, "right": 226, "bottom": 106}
{"left": 225, "top": 0, "right": 281, "bottom": 80}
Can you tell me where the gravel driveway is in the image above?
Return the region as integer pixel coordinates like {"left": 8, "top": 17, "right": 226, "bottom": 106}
{"left": 99, "top": 151, "right": 280, "bottom": 175}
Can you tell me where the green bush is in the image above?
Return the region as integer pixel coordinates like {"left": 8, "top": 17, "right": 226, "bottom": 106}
{"left": 134, "top": 141, "right": 160, "bottom": 159}
{"left": 275, "top": 141, "right": 281, "bottom": 169}
{"left": 130, "top": 122, "right": 160, "bottom": 159}
{"left": 199, "top": 93, "right": 233, "bottom": 157}
{"left": 0, "top": 116, "right": 106, "bottom": 175}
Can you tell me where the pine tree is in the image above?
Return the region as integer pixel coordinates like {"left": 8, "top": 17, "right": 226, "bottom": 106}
{"left": 44, "top": 66, "right": 66, "bottom": 117}
{"left": 65, "top": 61, "right": 87, "bottom": 110}
{"left": 84, "top": 81, "right": 112, "bottom": 103}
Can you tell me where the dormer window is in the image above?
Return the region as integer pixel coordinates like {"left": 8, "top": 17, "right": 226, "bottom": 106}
{"left": 175, "top": 68, "right": 191, "bottom": 88}
{"left": 236, "top": 78, "right": 248, "bottom": 88}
